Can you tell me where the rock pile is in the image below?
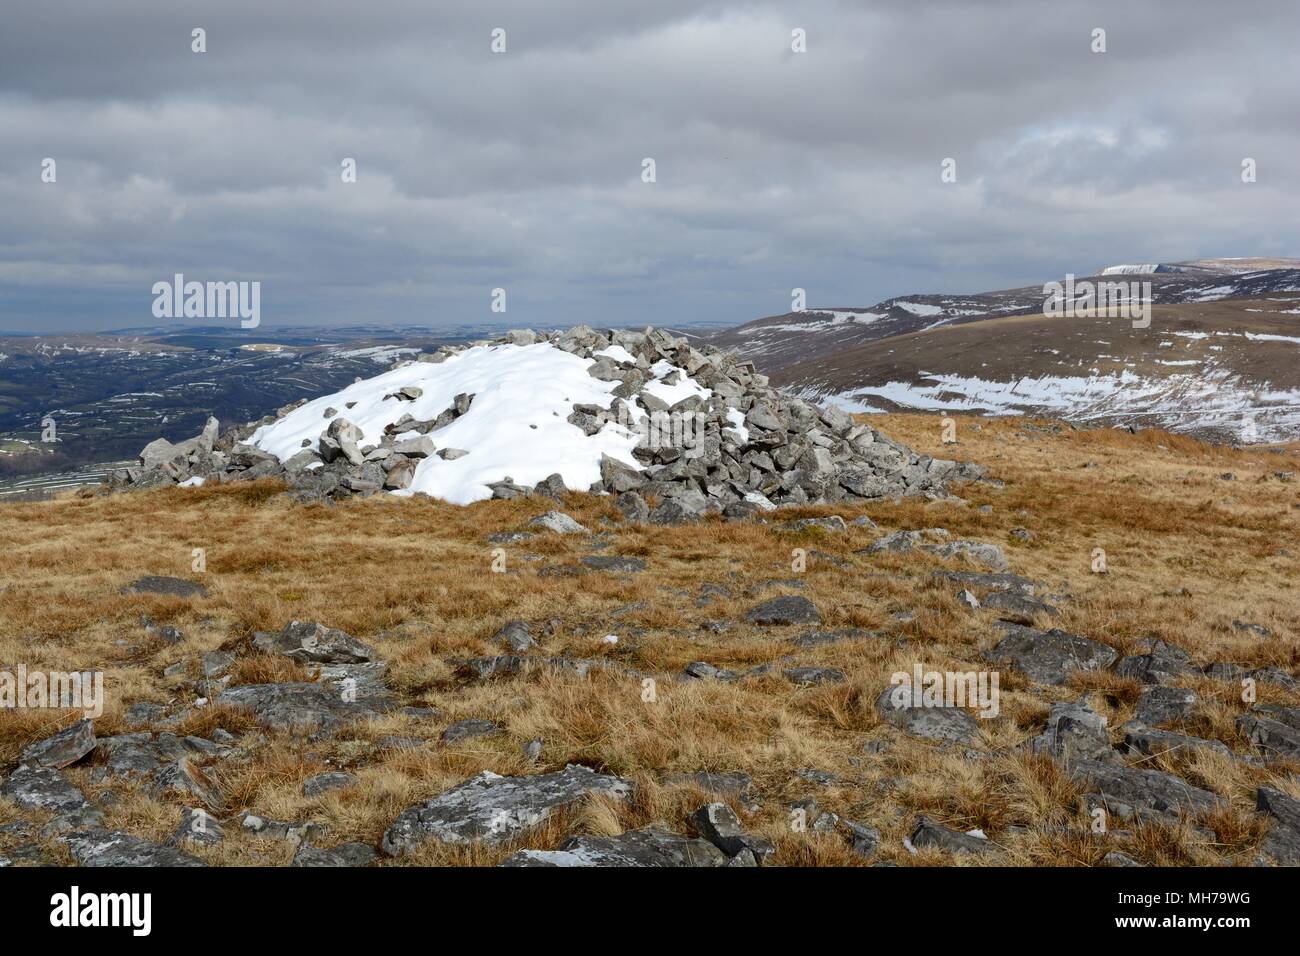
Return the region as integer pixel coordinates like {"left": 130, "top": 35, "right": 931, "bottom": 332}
{"left": 107, "top": 326, "right": 985, "bottom": 517}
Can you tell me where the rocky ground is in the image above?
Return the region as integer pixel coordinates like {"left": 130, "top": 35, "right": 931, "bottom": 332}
{"left": 0, "top": 415, "right": 1297, "bottom": 867}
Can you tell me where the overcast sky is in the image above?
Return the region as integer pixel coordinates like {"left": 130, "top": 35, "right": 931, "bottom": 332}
{"left": 2, "top": 0, "right": 1297, "bottom": 333}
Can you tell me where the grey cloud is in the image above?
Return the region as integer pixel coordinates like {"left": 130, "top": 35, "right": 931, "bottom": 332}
{"left": 1, "top": 0, "right": 1297, "bottom": 331}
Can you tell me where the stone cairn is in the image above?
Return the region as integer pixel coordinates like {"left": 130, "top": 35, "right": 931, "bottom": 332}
{"left": 108, "top": 325, "right": 985, "bottom": 521}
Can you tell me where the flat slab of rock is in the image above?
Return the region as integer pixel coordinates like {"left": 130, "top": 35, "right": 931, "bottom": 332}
{"left": 876, "top": 686, "right": 981, "bottom": 743}
{"left": 745, "top": 595, "right": 822, "bottom": 626}
{"left": 0, "top": 767, "right": 90, "bottom": 813}
{"left": 981, "top": 590, "right": 1058, "bottom": 624}
{"left": 986, "top": 623, "right": 1117, "bottom": 685}
{"left": 442, "top": 718, "right": 501, "bottom": 744}
{"left": 528, "top": 511, "right": 588, "bottom": 534}
{"left": 1121, "top": 723, "right": 1232, "bottom": 760}
{"left": 381, "top": 765, "right": 634, "bottom": 855}
{"left": 122, "top": 575, "right": 208, "bottom": 598}
{"left": 784, "top": 667, "right": 846, "bottom": 685}
{"left": 1070, "top": 759, "right": 1221, "bottom": 822}
{"left": 500, "top": 827, "right": 727, "bottom": 867}
{"left": 303, "top": 771, "right": 359, "bottom": 797}
{"left": 218, "top": 681, "right": 393, "bottom": 733}
{"left": 18, "top": 719, "right": 96, "bottom": 771}
{"left": 95, "top": 732, "right": 196, "bottom": 780}
{"left": 64, "top": 828, "right": 205, "bottom": 867}
{"left": 909, "top": 816, "right": 993, "bottom": 855}
{"left": 253, "top": 621, "right": 377, "bottom": 664}
{"left": 580, "top": 555, "right": 646, "bottom": 573}
{"left": 1135, "top": 686, "right": 1198, "bottom": 727}
{"left": 291, "top": 843, "right": 379, "bottom": 867}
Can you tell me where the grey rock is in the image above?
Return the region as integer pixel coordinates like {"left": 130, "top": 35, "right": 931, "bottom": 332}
{"left": 986, "top": 623, "right": 1118, "bottom": 685}
{"left": 689, "top": 802, "right": 775, "bottom": 863}
{"left": 443, "top": 719, "right": 501, "bottom": 744}
{"left": 501, "top": 827, "right": 728, "bottom": 867}
{"left": 909, "top": 817, "right": 992, "bottom": 855}
{"left": 64, "top": 828, "right": 205, "bottom": 867}
{"left": 616, "top": 491, "right": 650, "bottom": 523}
{"left": 389, "top": 436, "right": 436, "bottom": 458}
{"left": 1121, "top": 723, "right": 1232, "bottom": 760}
{"left": 1237, "top": 711, "right": 1300, "bottom": 760}
{"left": 303, "top": 771, "right": 359, "bottom": 798}
{"left": 1135, "top": 686, "right": 1198, "bottom": 727}
{"left": 150, "top": 758, "right": 222, "bottom": 810}
{"left": 1026, "top": 699, "right": 1115, "bottom": 764}
{"left": 122, "top": 575, "right": 208, "bottom": 598}
{"left": 784, "top": 667, "right": 846, "bottom": 685}
{"left": 493, "top": 619, "right": 536, "bottom": 652}
{"left": 292, "top": 842, "right": 379, "bottom": 867}
{"left": 1115, "top": 640, "right": 1194, "bottom": 684}
{"left": 1103, "top": 851, "right": 1142, "bottom": 867}
{"left": 528, "top": 511, "right": 589, "bottom": 534}
{"left": 1070, "top": 759, "right": 1221, "bottom": 822}
{"left": 876, "top": 685, "right": 981, "bottom": 743}
{"left": 170, "top": 807, "right": 224, "bottom": 846}
{"left": 0, "top": 767, "right": 90, "bottom": 812}
{"left": 580, "top": 555, "right": 646, "bottom": 573}
{"left": 253, "top": 620, "right": 377, "bottom": 665}
{"left": 745, "top": 595, "right": 821, "bottom": 626}
{"left": 18, "top": 719, "right": 96, "bottom": 771}
{"left": 382, "top": 765, "right": 634, "bottom": 855}
{"left": 218, "top": 681, "right": 393, "bottom": 733}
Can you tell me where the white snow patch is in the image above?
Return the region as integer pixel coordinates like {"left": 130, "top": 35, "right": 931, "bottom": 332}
{"left": 249, "top": 342, "right": 646, "bottom": 504}
{"left": 595, "top": 344, "right": 638, "bottom": 364}
{"left": 895, "top": 301, "right": 944, "bottom": 317}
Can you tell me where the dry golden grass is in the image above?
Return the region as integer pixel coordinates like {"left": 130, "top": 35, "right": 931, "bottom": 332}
{"left": 0, "top": 413, "right": 1297, "bottom": 866}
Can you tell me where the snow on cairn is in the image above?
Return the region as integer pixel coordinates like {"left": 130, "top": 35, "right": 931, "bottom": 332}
{"left": 113, "top": 326, "right": 983, "bottom": 520}
{"left": 249, "top": 341, "right": 648, "bottom": 504}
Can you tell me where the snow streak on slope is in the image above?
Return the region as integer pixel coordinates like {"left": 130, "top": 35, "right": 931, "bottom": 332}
{"left": 815, "top": 368, "right": 1300, "bottom": 444}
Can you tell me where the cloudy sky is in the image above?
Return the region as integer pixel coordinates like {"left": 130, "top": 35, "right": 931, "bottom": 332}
{"left": 2, "top": 0, "right": 1297, "bottom": 333}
